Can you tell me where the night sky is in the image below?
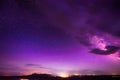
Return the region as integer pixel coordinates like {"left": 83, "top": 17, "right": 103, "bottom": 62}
{"left": 0, "top": 0, "right": 120, "bottom": 76}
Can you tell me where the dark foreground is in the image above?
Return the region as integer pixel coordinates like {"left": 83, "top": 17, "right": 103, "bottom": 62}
{"left": 0, "top": 74, "right": 120, "bottom": 80}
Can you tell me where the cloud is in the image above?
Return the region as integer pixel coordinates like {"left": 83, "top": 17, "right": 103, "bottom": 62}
{"left": 25, "top": 64, "right": 45, "bottom": 68}
{"left": 25, "top": 64, "right": 52, "bottom": 70}
{"left": 75, "top": 36, "right": 92, "bottom": 47}
{"left": 79, "top": 69, "right": 109, "bottom": 75}
{"left": 26, "top": 64, "right": 40, "bottom": 67}
{"left": 0, "top": 64, "right": 29, "bottom": 76}
{"left": 90, "top": 45, "right": 120, "bottom": 55}
{"left": 0, "top": 66, "right": 26, "bottom": 72}
{"left": 25, "top": 64, "right": 67, "bottom": 73}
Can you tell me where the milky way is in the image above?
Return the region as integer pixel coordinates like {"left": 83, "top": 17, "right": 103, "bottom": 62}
{"left": 0, "top": 0, "right": 120, "bottom": 76}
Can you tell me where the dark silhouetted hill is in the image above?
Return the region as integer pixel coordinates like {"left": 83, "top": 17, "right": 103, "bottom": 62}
{"left": 0, "top": 73, "right": 120, "bottom": 80}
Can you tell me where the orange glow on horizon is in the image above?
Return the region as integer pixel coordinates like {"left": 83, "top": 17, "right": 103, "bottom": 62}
{"left": 57, "top": 72, "right": 69, "bottom": 78}
{"left": 22, "top": 69, "right": 52, "bottom": 75}
{"left": 20, "top": 79, "right": 29, "bottom": 80}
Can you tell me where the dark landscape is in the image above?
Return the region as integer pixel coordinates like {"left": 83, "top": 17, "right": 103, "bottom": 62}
{"left": 0, "top": 74, "right": 120, "bottom": 80}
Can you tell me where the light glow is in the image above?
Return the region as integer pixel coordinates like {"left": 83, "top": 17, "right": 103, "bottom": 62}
{"left": 91, "top": 36, "right": 107, "bottom": 50}
{"left": 20, "top": 79, "right": 29, "bottom": 80}
{"left": 57, "top": 72, "right": 69, "bottom": 78}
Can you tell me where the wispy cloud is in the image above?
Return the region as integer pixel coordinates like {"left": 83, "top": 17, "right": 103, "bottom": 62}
{"left": 26, "top": 64, "right": 40, "bottom": 67}
{"left": 25, "top": 64, "right": 66, "bottom": 72}
{"left": 25, "top": 64, "right": 45, "bottom": 68}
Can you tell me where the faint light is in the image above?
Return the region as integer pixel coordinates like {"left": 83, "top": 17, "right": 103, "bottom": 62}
{"left": 117, "top": 55, "right": 120, "bottom": 60}
{"left": 91, "top": 73, "right": 95, "bottom": 76}
{"left": 86, "top": 73, "right": 95, "bottom": 76}
{"left": 117, "top": 57, "right": 120, "bottom": 60}
{"left": 108, "top": 52, "right": 120, "bottom": 61}
{"left": 73, "top": 73, "right": 83, "bottom": 76}
{"left": 20, "top": 78, "right": 29, "bottom": 80}
{"left": 91, "top": 36, "right": 107, "bottom": 50}
{"left": 58, "top": 72, "right": 69, "bottom": 78}
{"left": 111, "top": 73, "right": 117, "bottom": 75}
{"left": 74, "top": 73, "right": 79, "bottom": 76}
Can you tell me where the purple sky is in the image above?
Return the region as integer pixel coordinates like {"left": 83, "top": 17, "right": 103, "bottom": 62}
{"left": 0, "top": 0, "right": 120, "bottom": 76}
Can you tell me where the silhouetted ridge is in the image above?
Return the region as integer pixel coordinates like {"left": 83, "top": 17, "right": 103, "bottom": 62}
{"left": 0, "top": 74, "right": 120, "bottom": 80}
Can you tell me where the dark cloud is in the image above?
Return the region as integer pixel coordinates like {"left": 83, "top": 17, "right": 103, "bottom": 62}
{"left": 92, "top": 0, "right": 120, "bottom": 37}
{"left": 25, "top": 64, "right": 51, "bottom": 70}
{"left": 75, "top": 36, "right": 92, "bottom": 46}
{"left": 80, "top": 69, "right": 108, "bottom": 75}
{"left": 108, "top": 0, "right": 120, "bottom": 14}
{"left": 26, "top": 64, "right": 42, "bottom": 67}
{"left": 90, "top": 45, "right": 120, "bottom": 55}
{"left": 0, "top": 64, "right": 27, "bottom": 75}
{"left": 26, "top": 64, "right": 38, "bottom": 66}
{"left": 15, "top": 0, "right": 43, "bottom": 16}
{"left": 25, "top": 64, "right": 66, "bottom": 73}
{"left": 93, "top": 70, "right": 109, "bottom": 75}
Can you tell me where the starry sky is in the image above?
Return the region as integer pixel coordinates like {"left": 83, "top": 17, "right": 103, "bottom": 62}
{"left": 0, "top": 0, "right": 120, "bottom": 76}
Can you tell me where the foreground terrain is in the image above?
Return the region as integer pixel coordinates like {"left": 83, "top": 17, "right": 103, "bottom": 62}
{"left": 0, "top": 74, "right": 120, "bottom": 80}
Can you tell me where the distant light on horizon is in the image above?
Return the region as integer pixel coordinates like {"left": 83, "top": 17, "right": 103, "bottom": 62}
{"left": 57, "top": 72, "right": 69, "bottom": 78}
{"left": 73, "top": 73, "right": 80, "bottom": 76}
{"left": 20, "top": 78, "right": 29, "bottom": 80}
